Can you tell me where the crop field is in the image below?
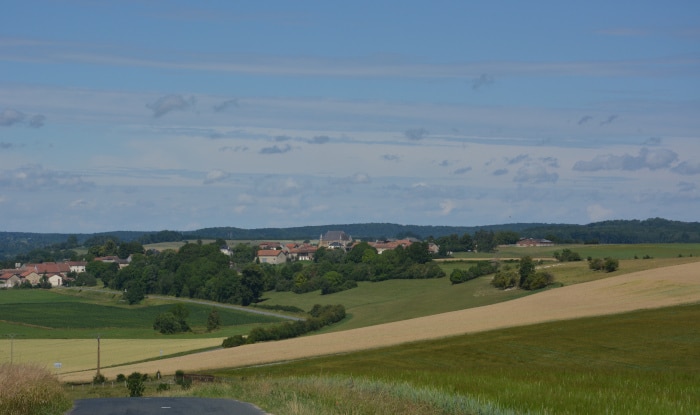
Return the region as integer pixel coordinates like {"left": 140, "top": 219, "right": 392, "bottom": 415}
{"left": 59, "top": 260, "right": 700, "bottom": 386}
{"left": 0, "top": 338, "right": 224, "bottom": 375}
{"left": 0, "top": 289, "right": 282, "bottom": 339}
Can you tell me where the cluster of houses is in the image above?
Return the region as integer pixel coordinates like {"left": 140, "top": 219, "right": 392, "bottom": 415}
{"left": 0, "top": 256, "right": 131, "bottom": 289}
{"left": 256, "top": 231, "right": 439, "bottom": 265}
{"left": 0, "top": 261, "right": 85, "bottom": 288}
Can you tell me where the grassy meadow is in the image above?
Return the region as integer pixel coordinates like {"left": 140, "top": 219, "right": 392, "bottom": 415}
{"left": 261, "top": 247, "right": 700, "bottom": 332}
{"left": 453, "top": 242, "right": 700, "bottom": 261}
{"left": 193, "top": 303, "right": 700, "bottom": 415}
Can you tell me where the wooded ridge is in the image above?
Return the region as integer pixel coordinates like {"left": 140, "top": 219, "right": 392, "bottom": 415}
{"left": 1, "top": 217, "right": 699, "bottom": 259}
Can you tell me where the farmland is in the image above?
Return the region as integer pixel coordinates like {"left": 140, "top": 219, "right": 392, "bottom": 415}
{"left": 3, "top": 243, "right": 700, "bottom": 414}
{"left": 56, "top": 258, "right": 700, "bottom": 414}
{"left": 0, "top": 289, "right": 284, "bottom": 373}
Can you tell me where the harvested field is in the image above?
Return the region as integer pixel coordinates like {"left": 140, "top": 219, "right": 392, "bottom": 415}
{"left": 1, "top": 339, "right": 223, "bottom": 374}
{"left": 59, "top": 261, "right": 700, "bottom": 383}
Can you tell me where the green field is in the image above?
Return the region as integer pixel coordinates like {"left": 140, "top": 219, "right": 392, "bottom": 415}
{"left": 0, "top": 289, "right": 282, "bottom": 339}
{"left": 261, "top": 253, "right": 700, "bottom": 331}
{"left": 198, "top": 303, "right": 700, "bottom": 415}
{"left": 453, "top": 243, "right": 700, "bottom": 260}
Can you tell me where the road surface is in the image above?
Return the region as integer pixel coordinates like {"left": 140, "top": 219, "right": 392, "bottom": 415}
{"left": 66, "top": 397, "right": 268, "bottom": 415}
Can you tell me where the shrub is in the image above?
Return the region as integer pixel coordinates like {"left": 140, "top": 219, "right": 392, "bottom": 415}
{"left": 604, "top": 257, "right": 619, "bottom": 272}
{"left": 553, "top": 249, "right": 582, "bottom": 262}
{"left": 222, "top": 335, "right": 247, "bottom": 348}
{"left": 521, "top": 271, "right": 554, "bottom": 290}
{"left": 588, "top": 258, "right": 605, "bottom": 271}
{"left": 222, "top": 304, "right": 347, "bottom": 348}
{"left": 589, "top": 257, "right": 619, "bottom": 272}
{"left": 491, "top": 269, "right": 518, "bottom": 289}
{"left": 126, "top": 372, "right": 146, "bottom": 397}
{"left": 92, "top": 373, "right": 106, "bottom": 384}
{"left": 451, "top": 261, "right": 497, "bottom": 284}
{"left": 175, "top": 370, "right": 185, "bottom": 385}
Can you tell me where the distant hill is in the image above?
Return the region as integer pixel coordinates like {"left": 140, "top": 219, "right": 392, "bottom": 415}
{"left": 1, "top": 218, "right": 699, "bottom": 259}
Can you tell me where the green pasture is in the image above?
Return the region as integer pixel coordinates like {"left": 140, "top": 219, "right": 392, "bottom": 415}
{"left": 212, "top": 303, "right": 700, "bottom": 415}
{"left": 0, "top": 289, "right": 282, "bottom": 339}
{"left": 453, "top": 242, "right": 700, "bottom": 260}
{"left": 261, "top": 275, "right": 532, "bottom": 331}
{"left": 261, "top": 254, "right": 700, "bottom": 331}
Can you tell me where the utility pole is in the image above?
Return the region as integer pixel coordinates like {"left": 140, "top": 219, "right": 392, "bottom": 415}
{"left": 96, "top": 335, "right": 101, "bottom": 378}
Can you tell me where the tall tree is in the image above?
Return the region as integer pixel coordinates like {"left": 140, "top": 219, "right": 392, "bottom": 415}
{"left": 518, "top": 256, "right": 535, "bottom": 287}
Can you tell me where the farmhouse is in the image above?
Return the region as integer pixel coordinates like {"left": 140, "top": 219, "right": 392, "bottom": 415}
{"left": 0, "top": 272, "right": 21, "bottom": 288}
{"left": 258, "top": 241, "right": 283, "bottom": 250}
{"left": 257, "top": 250, "right": 288, "bottom": 265}
{"left": 24, "top": 262, "right": 71, "bottom": 275}
{"left": 66, "top": 261, "right": 87, "bottom": 273}
{"left": 20, "top": 270, "right": 42, "bottom": 286}
{"left": 287, "top": 244, "right": 318, "bottom": 261}
{"left": 47, "top": 274, "right": 63, "bottom": 287}
{"left": 516, "top": 238, "right": 554, "bottom": 247}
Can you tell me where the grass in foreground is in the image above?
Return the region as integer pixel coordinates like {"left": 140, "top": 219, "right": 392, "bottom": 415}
{"left": 189, "top": 303, "right": 699, "bottom": 415}
{"left": 0, "top": 363, "right": 71, "bottom": 415}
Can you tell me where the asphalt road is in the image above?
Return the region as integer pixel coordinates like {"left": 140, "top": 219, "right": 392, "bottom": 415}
{"left": 66, "top": 397, "right": 268, "bottom": 415}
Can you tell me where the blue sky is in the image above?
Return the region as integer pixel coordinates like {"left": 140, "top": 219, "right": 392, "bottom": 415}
{"left": 1, "top": 1, "right": 699, "bottom": 233}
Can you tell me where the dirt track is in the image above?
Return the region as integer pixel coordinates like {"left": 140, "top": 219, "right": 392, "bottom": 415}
{"left": 59, "top": 261, "right": 700, "bottom": 383}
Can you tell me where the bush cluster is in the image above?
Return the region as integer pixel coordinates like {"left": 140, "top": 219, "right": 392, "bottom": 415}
{"left": 588, "top": 257, "right": 619, "bottom": 272}
{"left": 491, "top": 268, "right": 518, "bottom": 289}
{"left": 449, "top": 261, "right": 497, "bottom": 284}
{"left": 520, "top": 271, "right": 554, "bottom": 290}
{"left": 222, "top": 304, "right": 346, "bottom": 348}
{"left": 553, "top": 248, "right": 582, "bottom": 262}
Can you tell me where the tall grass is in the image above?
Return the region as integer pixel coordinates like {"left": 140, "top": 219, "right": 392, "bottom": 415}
{"left": 0, "top": 363, "right": 71, "bottom": 415}
{"left": 174, "top": 375, "right": 520, "bottom": 415}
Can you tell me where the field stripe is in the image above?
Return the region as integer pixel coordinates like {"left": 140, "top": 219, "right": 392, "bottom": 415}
{"left": 59, "top": 261, "right": 700, "bottom": 383}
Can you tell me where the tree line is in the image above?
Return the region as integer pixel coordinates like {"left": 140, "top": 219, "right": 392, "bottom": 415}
{"left": 5, "top": 217, "right": 699, "bottom": 260}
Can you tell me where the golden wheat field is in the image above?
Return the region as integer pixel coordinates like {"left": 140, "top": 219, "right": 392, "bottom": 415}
{"left": 58, "top": 261, "right": 700, "bottom": 383}
{"left": 0, "top": 338, "right": 223, "bottom": 376}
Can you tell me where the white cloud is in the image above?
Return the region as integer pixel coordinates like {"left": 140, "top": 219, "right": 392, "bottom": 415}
{"left": 204, "top": 169, "right": 230, "bottom": 184}
{"left": 671, "top": 161, "right": 700, "bottom": 175}
{"left": 439, "top": 199, "right": 456, "bottom": 215}
{"left": 587, "top": 204, "right": 614, "bottom": 222}
{"left": 573, "top": 148, "right": 679, "bottom": 172}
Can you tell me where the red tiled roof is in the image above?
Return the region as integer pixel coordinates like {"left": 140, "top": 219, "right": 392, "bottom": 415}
{"left": 257, "top": 250, "right": 285, "bottom": 257}
{"left": 28, "top": 262, "right": 71, "bottom": 274}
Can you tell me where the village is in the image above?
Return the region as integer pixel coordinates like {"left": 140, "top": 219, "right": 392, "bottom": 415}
{"left": 0, "top": 230, "right": 551, "bottom": 289}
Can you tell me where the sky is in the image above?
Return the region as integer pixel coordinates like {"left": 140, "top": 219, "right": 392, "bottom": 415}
{"left": 1, "top": 1, "right": 699, "bottom": 234}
